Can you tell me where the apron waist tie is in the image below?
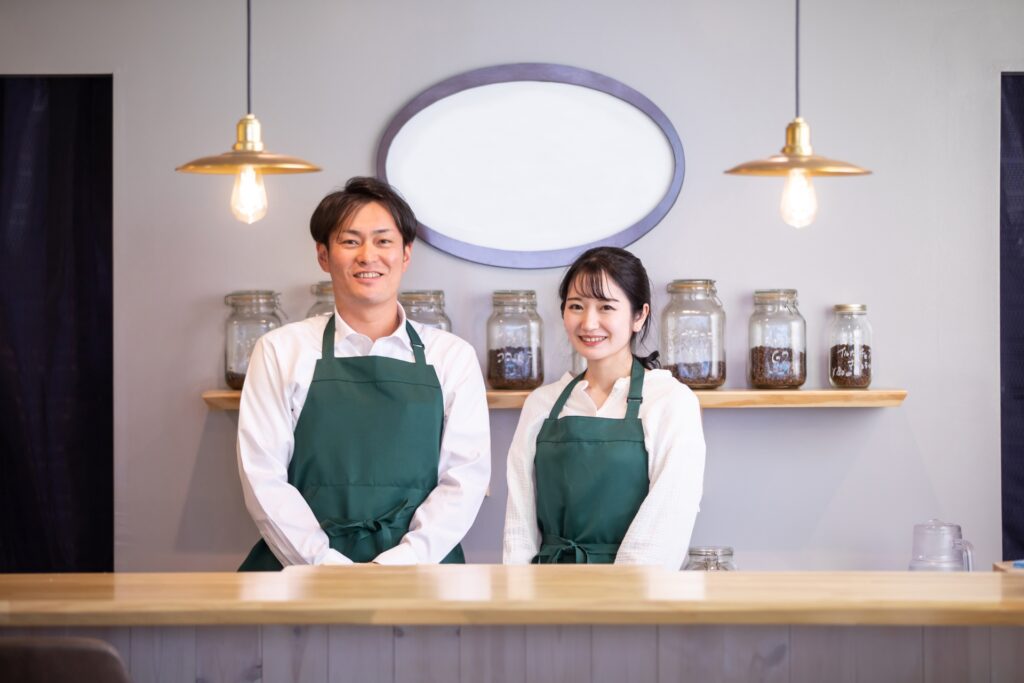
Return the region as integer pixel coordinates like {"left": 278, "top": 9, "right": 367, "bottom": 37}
{"left": 534, "top": 534, "right": 621, "bottom": 564}
{"left": 320, "top": 499, "right": 415, "bottom": 555}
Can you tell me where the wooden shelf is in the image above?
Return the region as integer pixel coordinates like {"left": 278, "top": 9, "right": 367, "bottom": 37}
{"left": 203, "top": 388, "right": 906, "bottom": 411}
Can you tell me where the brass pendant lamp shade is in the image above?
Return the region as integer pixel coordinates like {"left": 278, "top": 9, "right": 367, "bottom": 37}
{"left": 176, "top": 114, "right": 320, "bottom": 175}
{"left": 176, "top": 0, "right": 320, "bottom": 223}
{"left": 725, "top": 0, "right": 869, "bottom": 227}
{"left": 724, "top": 117, "right": 868, "bottom": 177}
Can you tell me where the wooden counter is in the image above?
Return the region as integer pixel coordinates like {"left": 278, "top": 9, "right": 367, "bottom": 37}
{"left": 4, "top": 567, "right": 1023, "bottom": 682}
{"left": 2, "top": 565, "right": 1023, "bottom": 627}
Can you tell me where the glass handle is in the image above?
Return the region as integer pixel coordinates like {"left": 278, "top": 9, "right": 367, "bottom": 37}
{"left": 955, "top": 539, "right": 974, "bottom": 572}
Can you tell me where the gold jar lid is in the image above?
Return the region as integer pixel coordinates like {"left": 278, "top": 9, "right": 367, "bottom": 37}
{"left": 834, "top": 304, "right": 867, "bottom": 313}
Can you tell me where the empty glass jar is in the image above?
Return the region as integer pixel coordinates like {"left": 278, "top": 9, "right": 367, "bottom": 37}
{"left": 661, "top": 279, "right": 726, "bottom": 389}
{"left": 306, "top": 280, "right": 334, "bottom": 318}
{"left": 225, "top": 290, "right": 286, "bottom": 390}
{"left": 487, "top": 290, "right": 544, "bottom": 390}
{"left": 748, "top": 289, "right": 806, "bottom": 389}
{"left": 399, "top": 290, "right": 452, "bottom": 332}
{"left": 682, "top": 546, "right": 737, "bottom": 571}
{"left": 828, "top": 304, "right": 872, "bottom": 388}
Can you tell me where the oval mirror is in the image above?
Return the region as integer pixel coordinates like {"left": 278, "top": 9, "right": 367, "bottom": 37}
{"left": 376, "top": 64, "right": 684, "bottom": 268}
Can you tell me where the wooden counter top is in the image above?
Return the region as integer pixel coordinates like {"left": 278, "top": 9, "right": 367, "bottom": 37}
{"left": 3, "top": 566, "right": 1023, "bottom": 627}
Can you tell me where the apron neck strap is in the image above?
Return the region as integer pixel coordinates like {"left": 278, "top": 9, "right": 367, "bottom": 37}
{"left": 322, "top": 315, "right": 337, "bottom": 359}
{"left": 405, "top": 321, "right": 427, "bottom": 365}
{"left": 625, "top": 357, "right": 645, "bottom": 420}
{"left": 547, "top": 357, "right": 646, "bottom": 420}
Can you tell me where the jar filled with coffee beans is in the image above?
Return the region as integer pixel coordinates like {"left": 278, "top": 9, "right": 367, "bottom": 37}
{"left": 661, "top": 279, "right": 726, "bottom": 389}
{"left": 225, "top": 290, "right": 286, "bottom": 390}
{"left": 306, "top": 281, "right": 334, "bottom": 318}
{"left": 748, "top": 289, "right": 806, "bottom": 389}
{"left": 487, "top": 290, "right": 544, "bottom": 390}
{"left": 828, "top": 304, "right": 872, "bottom": 388}
{"left": 399, "top": 290, "right": 452, "bottom": 332}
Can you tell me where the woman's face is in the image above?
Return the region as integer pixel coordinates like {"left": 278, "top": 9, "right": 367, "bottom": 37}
{"left": 562, "top": 273, "right": 648, "bottom": 365}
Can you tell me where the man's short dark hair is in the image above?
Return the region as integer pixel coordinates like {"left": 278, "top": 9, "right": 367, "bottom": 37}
{"left": 309, "top": 177, "right": 418, "bottom": 246}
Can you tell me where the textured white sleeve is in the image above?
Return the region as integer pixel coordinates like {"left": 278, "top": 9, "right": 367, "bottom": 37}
{"left": 502, "top": 391, "right": 549, "bottom": 564}
{"left": 374, "top": 339, "right": 490, "bottom": 564}
{"left": 236, "top": 335, "right": 351, "bottom": 566}
{"left": 615, "top": 386, "right": 706, "bottom": 570}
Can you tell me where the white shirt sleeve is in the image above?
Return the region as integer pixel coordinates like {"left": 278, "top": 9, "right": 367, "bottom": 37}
{"left": 615, "top": 385, "right": 706, "bottom": 570}
{"left": 373, "top": 339, "right": 491, "bottom": 564}
{"left": 501, "top": 390, "right": 550, "bottom": 564}
{"left": 236, "top": 334, "right": 351, "bottom": 566}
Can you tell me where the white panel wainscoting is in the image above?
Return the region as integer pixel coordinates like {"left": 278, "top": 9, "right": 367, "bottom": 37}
{"left": 4, "top": 625, "right": 1024, "bottom": 683}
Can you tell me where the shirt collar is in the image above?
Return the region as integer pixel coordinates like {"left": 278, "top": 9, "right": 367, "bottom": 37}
{"left": 332, "top": 303, "right": 411, "bottom": 351}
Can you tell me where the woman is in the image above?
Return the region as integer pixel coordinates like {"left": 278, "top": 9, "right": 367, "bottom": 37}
{"left": 503, "top": 247, "right": 706, "bottom": 569}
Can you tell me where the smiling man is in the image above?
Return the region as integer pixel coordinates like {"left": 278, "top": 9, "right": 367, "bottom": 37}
{"left": 236, "top": 177, "right": 490, "bottom": 569}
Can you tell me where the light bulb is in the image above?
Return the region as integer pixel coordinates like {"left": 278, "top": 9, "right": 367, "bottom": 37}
{"left": 779, "top": 168, "right": 818, "bottom": 229}
{"left": 230, "top": 166, "right": 268, "bottom": 224}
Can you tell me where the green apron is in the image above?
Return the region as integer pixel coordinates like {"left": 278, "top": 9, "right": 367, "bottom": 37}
{"left": 532, "top": 358, "right": 650, "bottom": 564}
{"left": 239, "top": 315, "right": 465, "bottom": 570}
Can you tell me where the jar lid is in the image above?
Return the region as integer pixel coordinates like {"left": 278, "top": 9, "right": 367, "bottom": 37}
{"left": 753, "top": 289, "right": 797, "bottom": 303}
{"left": 834, "top": 303, "right": 866, "bottom": 313}
{"left": 400, "top": 290, "right": 445, "bottom": 304}
{"left": 688, "top": 546, "right": 734, "bottom": 557}
{"left": 668, "top": 279, "right": 716, "bottom": 291}
{"left": 225, "top": 290, "right": 280, "bottom": 305}
{"left": 310, "top": 281, "right": 333, "bottom": 297}
{"left": 493, "top": 289, "right": 536, "bottom": 303}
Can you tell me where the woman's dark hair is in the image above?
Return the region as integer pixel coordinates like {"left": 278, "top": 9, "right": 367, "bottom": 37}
{"left": 558, "top": 246, "right": 660, "bottom": 370}
{"left": 309, "top": 176, "right": 418, "bottom": 246}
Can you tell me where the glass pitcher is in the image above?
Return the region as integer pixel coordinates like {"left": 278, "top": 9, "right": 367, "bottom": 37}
{"left": 909, "top": 519, "right": 973, "bottom": 571}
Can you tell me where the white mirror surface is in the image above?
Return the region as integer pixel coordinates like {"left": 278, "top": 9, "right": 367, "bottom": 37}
{"left": 385, "top": 81, "right": 675, "bottom": 253}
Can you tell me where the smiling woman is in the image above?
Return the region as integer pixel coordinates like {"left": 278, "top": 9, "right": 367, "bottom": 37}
{"left": 377, "top": 64, "right": 685, "bottom": 268}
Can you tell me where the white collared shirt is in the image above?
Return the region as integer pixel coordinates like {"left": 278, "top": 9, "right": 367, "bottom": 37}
{"left": 237, "top": 305, "right": 490, "bottom": 566}
{"left": 502, "top": 369, "right": 706, "bottom": 570}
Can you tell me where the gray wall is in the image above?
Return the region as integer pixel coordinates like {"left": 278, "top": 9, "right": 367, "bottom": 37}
{"left": 1, "top": 0, "right": 1017, "bottom": 570}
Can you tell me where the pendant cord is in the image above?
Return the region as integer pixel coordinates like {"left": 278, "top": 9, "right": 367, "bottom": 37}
{"left": 795, "top": 0, "right": 800, "bottom": 118}
{"left": 246, "top": 0, "right": 253, "bottom": 115}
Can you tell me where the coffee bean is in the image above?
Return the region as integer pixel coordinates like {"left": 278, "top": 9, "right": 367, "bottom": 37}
{"left": 749, "top": 346, "right": 806, "bottom": 389}
{"left": 829, "top": 344, "right": 871, "bottom": 388}
{"left": 669, "top": 361, "right": 726, "bottom": 389}
{"left": 488, "top": 346, "right": 544, "bottom": 390}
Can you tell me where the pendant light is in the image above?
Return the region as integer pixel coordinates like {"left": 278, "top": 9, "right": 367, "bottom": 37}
{"left": 725, "top": 0, "right": 869, "bottom": 229}
{"left": 176, "top": 0, "right": 320, "bottom": 224}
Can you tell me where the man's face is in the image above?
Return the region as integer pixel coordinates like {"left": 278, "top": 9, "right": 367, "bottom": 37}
{"left": 316, "top": 201, "right": 411, "bottom": 313}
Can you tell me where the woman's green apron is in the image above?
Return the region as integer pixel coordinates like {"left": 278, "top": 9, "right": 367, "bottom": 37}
{"left": 533, "top": 358, "right": 650, "bottom": 564}
{"left": 239, "top": 316, "right": 464, "bottom": 570}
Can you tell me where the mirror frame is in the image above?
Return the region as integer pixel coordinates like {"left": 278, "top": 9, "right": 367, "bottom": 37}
{"left": 376, "top": 63, "right": 685, "bottom": 269}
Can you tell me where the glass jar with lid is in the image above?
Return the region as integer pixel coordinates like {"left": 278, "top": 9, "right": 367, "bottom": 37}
{"left": 399, "top": 290, "right": 452, "bottom": 332}
{"left": 828, "top": 304, "right": 872, "bottom": 388}
{"left": 661, "top": 279, "right": 726, "bottom": 389}
{"left": 306, "top": 280, "right": 335, "bottom": 318}
{"left": 682, "top": 546, "right": 737, "bottom": 571}
{"left": 748, "top": 289, "right": 806, "bottom": 389}
{"left": 487, "top": 290, "right": 544, "bottom": 390}
{"left": 224, "top": 290, "right": 286, "bottom": 390}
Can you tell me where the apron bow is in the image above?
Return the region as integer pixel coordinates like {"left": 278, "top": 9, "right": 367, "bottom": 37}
{"left": 320, "top": 499, "right": 413, "bottom": 554}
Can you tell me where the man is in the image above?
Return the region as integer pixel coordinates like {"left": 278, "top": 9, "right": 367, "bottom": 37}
{"left": 237, "top": 177, "right": 490, "bottom": 568}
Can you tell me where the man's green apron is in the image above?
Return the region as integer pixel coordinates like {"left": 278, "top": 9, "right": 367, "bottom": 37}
{"left": 532, "top": 358, "right": 649, "bottom": 564}
{"left": 239, "top": 316, "right": 464, "bottom": 570}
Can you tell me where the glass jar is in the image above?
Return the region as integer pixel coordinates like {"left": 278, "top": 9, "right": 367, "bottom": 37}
{"left": 224, "top": 290, "right": 286, "bottom": 390}
{"left": 487, "top": 290, "right": 544, "bottom": 390}
{"left": 682, "top": 546, "right": 737, "bottom": 571}
{"left": 661, "top": 279, "right": 726, "bottom": 389}
{"left": 748, "top": 289, "right": 806, "bottom": 389}
{"left": 399, "top": 290, "right": 452, "bottom": 332}
{"left": 306, "top": 280, "right": 334, "bottom": 318}
{"left": 828, "top": 304, "right": 872, "bottom": 388}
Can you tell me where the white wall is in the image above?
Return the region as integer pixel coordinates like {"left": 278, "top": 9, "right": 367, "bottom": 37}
{"left": 2, "top": 0, "right": 1019, "bottom": 570}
